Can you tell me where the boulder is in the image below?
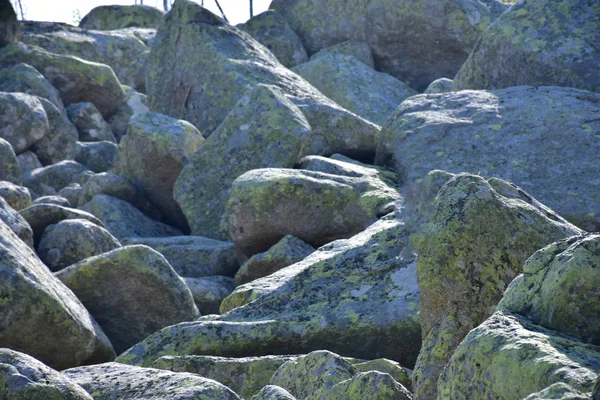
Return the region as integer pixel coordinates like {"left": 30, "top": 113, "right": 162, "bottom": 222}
{"left": 252, "top": 386, "right": 296, "bottom": 400}
{"left": 116, "top": 217, "right": 421, "bottom": 368}
{"left": 0, "top": 0, "right": 18, "bottom": 46}
{"left": 293, "top": 52, "right": 417, "bottom": 124}
{"left": 111, "top": 112, "right": 204, "bottom": 231}
{"left": 296, "top": 154, "right": 398, "bottom": 186}
{"left": 63, "top": 363, "right": 241, "bottom": 400}
{"left": 0, "top": 43, "right": 125, "bottom": 117}
{"left": 320, "top": 371, "right": 412, "bottom": 400}
{"left": 0, "top": 91, "right": 48, "bottom": 154}
{"left": 79, "top": 5, "right": 165, "bottom": 30}
{"left": 38, "top": 218, "right": 121, "bottom": 272}
{"left": 16, "top": 150, "right": 42, "bottom": 180}
{"left": 0, "top": 218, "right": 115, "bottom": 369}
{"left": 0, "top": 180, "right": 31, "bottom": 210}
{"left": 270, "top": 0, "right": 507, "bottom": 91}
{"left": 238, "top": 10, "right": 308, "bottom": 68}
{"left": 523, "top": 383, "right": 589, "bottom": 400}
{"left": 32, "top": 195, "right": 70, "bottom": 207}
{"left": 376, "top": 86, "right": 600, "bottom": 232}
{"left": 56, "top": 245, "right": 199, "bottom": 354}
{"left": 0, "top": 63, "right": 63, "bottom": 110}
{"left": 23, "top": 160, "right": 89, "bottom": 198}
{"left": 226, "top": 168, "right": 399, "bottom": 256}
{"left": 453, "top": 0, "right": 600, "bottom": 93}
{"left": 30, "top": 97, "right": 78, "bottom": 165}
{"left": 183, "top": 276, "right": 235, "bottom": 314}
{"left": 235, "top": 235, "right": 315, "bottom": 285}
{"left": 73, "top": 141, "right": 119, "bottom": 173}
{"left": 0, "top": 195, "right": 33, "bottom": 247}
{"left": 153, "top": 355, "right": 297, "bottom": 398}
{"left": 353, "top": 358, "right": 412, "bottom": 391}
{"left": 0, "top": 137, "right": 21, "bottom": 184}
{"left": 0, "top": 348, "right": 92, "bottom": 400}
{"left": 410, "top": 174, "right": 582, "bottom": 400}
{"left": 107, "top": 85, "right": 150, "bottom": 140}
{"left": 80, "top": 194, "right": 182, "bottom": 240}
{"left": 147, "top": 1, "right": 378, "bottom": 152}
{"left": 423, "top": 77, "right": 453, "bottom": 94}
{"left": 309, "top": 40, "right": 374, "bottom": 69}
{"left": 120, "top": 236, "right": 238, "bottom": 278}
{"left": 66, "top": 102, "right": 117, "bottom": 143}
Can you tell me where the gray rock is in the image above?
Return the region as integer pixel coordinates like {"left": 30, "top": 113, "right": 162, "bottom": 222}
{"left": 0, "top": 348, "right": 92, "bottom": 400}
{"left": 310, "top": 40, "right": 374, "bottom": 69}
{"left": 0, "top": 218, "right": 115, "bottom": 369}
{"left": 238, "top": 10, "right": 308, "bottom": 68}
{"left": 252, "top": 386, "right": 297, "bottom": 400}
{"left": 32, "top": 195, "right": 70, "bottom": 207}
{"left": 270, "top": 0, "right": 507, "bottom": 91}
{"left": 376, "top": 86, "right": 600, "bottom": 232}
{"left": 453, "top": 0, "right": 600, "bottom": 93}
{"left": 120, "top": 235, "right": 238, "bottom": 278}
{"left": 107, "top": 85, "right": 150, "bottom": 140}
{"left": 31, "top": 96, "right": 78, "bottom": 165}
{"left": 80, "top": 194, "right": 182, "bottom": 240}
{"left": 0, "top": 180, "right": 31, "bottom": 210}
{"left": 63, "top": 362, "right": 241, "bottom": 400}
{"left": 523, "top": 383, "right": 589, "bottom": 400}
{"left": 0, "top": 42, "right": 125, "bottom": 117}
{"left": 111, "top": 112, "right": 204, "bottom": 231}
{"left": 0, "top": 195, "right": 33, "bottom": 247}
{"left": 353, "top": 358, "right": 412, "bottom": 390}
{"left": 0, "top": 0, "right": 18, "bottom": 47}
{"left": 297, "top": 154, "right": 398, "bottom": 184}
{"left": 16, "top": 150, "right": 41, "bottom": 180}
{"left": 38, "top": 218, "right": 121, "bottom": 272}
{"left": 423, "top": 77, "right": 453, "bottom": 94}
{"left": 23, "top": 160, "right": 90, "bottom": 198}
{"left": 235, "top": 235, "right": 314, "bottom": 285}
{"left": 320, "top": 371, "right": 412, "bottom": 400}
{"left": 0, "top": 62, "right": 63, "bottom": 110}
{"left": 183, "top": 276, "right": 235, "bottom": 315}
{"left": 293, "top": 52, "right": 417, "bottom": 124}
{"left": 0, "top": 91, "right": 48, "bottom": 154}
{"left": 67, "top": 102, "right": 117, "bottom": 143}
{"left": 56, "top": 245, "right": 199, "bottom": 353}
{"left": 79, "top": 5, "right": 165, "bottom": 30}
{"left": 0, "top": 137, "right": 21, "bottom": 184}
{"left": 73, "top": 141, "right": 119, "bottom": 173}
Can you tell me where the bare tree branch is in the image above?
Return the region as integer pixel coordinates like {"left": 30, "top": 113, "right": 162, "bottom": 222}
{"left": 249, "top": 0, "right": 253, "bottom": 18}
{"left": 214, "top": 0, "right": 228, "bottom": 23}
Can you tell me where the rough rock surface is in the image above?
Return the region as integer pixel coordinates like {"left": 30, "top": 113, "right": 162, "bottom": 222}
{"left": 73, "top": 141, "right": 119, "bottom": 173}
{"left": 523, "top": 383, "right": 589, "bottom": 400}
{"left": 0, "top": 137, "right": 21, "bottom": 184}
{"left": 0, "top": 62, "right": 63, "bottom": 110}
{"left": 0, "top": 91, "right": 48, "bottom": 154}
{"left": 0, "top": 348, "right": 92, "bottom": 400}
{"left": 32, "top": 195, "right": 70, "bottom": 207}
{"left": 423, "top": 77, "right": 453, "bottom": 94}
{"left": 16, "top": 150, "right": 42, "bottom": 180}
{"left": 411, "top": 174, "right": 583, "bottom": 400}
{"left": 31, "top": 97, "right": 78, "bottom": 165}
{"left": 0, "top": 196, "right": 33, "bottom": 247}
{"left": 0, "top": 181, "right": 31, "bottom": 210}
{"left": 111, "top": 112, "right": 204, "bottom": 231}
{"left": 23, "top": 160, "right": 89, "bottom": 198}
{"left": 376, "top": 86, "right": 600, "bottom": 231}
{"left": 56, "top": 245, "right": 199, "bottom": 353}
{"left": 226, "top": 168, "right": 399, "bottom": 256}
{"left": 270, "top": 0, "right": 507, "bottom": 91}
{"left": 79, "top": 5, "right": 165, "bottom": 30}
{"left": 238, "top": 10, "right": 308, "bottom": 68}
{"left": 453, "top": 0, "right": 600, "bottom": 93}
{"left": 293, "top": 52, "right": 417, "bottom": 124}
{"left": 66, "top": 102, "right": 117, "bottom": 143}
{"left": 107, "top": 85, "right": 150, "bottom": 140}
{"left": 63, "top": 362, "right": 241, "bottom": 400}
{"left": 183, "top": 276, "right": 235, "bottom": 314}
{"left": 38, "top": 218, "right": 121, "bottom": 272}
{"left": 321, "top": 371, "right": 412, "bottom": 400}
{"left": 310, "top": 40, "right": 374, "bottom": 68}
{"left": 252, "top": 385, "right": 296, "bottom": 400}
{"left": 0, "top": 218, "right": 115, "bottom": 369}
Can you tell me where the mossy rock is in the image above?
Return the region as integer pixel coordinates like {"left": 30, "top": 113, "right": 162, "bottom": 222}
{"left": 0, "top": 91, "right": 48, "bottom": 154}
{"left": 310, "top": 40, "right": 374, "bottom": 69}
{"left": 79, "top": 5, "right": 165, "bottom": 30}
{"left": 353, "top": 358, "right": 412, "bottom": 390}
{"left": 73, "top": 141, "right": 119, "bottom": 173}
{"left": 183, "top": 276, "right": 235, "bottom": 314}
{"left": 0, "top": 195, "right": 33, "bottom": 247}
{"left": 31, "top": 97, "right": 78, "bottom": 165}
{"left": 523, "top": 383, "right": 589, "bottom": 400}
{"left": 252, "top": 386, "right": 296, "bottom": 400}
{"left": 66, "top": 102, "right": 116, "bottom": 143}
{"left": 16, "top": 150, "right": 42, "bottom": 180}
{"left": 0, "top": 138, "right": 21, "bottom": 185}
{"left": 0, "top": 181, "right": 31, "bottom": 210}
{"left": 23, "top": 160, "right": 89, "bottom": 198}
{"left": 317, "top": 371, "right": 412, "bottom": 400}
{"left": 0, "top": 62, "right": 63, "bottom": 110}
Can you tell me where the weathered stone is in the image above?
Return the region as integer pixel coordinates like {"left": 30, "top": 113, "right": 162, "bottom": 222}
{"left": 453, "top": 0, "right": 600, "bottom": 93}
{"left": 30, "top": 97, "right": 78, "bottom": 165}
{"left": 38, "top": 218, "right": 121, "bottom": 272}
{"left": 0, "top": 91, "right": 48, "bottom": 154}
{"left": 80, "top": 194, "right": 182, "bottom": 240}
{"left": 296, "top": 154, "right": 397, "bottom": 184}
{"left": 16, "top": 150, "right": 41, "bottom": 180}
{"left": 226, "top": 168, "right": 399, "bottom": 256}
{"left": 319, "top": 371, "right": 412, "bottom": 400}
{"left": 66, "top": 102, "right": 117, "bottom": 143}
{"left": 0, "top": 348, "right": 92, "bottom": 400}
{"left": 523, "top": 383, "right": 589, "bottom": 400}
{"left": 411, "top": 174, "right": 582, "bottom": 400}
{"left": 117, "top": 217, "right": 421, "bottom": 368}
{"left": 0, "top": 218, "right": 115, "bottom": 369}
{"left": 0, "top": 181, "right": 30, "bottom": 210}
{"left": 235, "top": 235, "right": 314, "bottom": 285}
{"left": 0, "top": 138, "right": 21, "bottom": 185}
{"left": 0, "top": 0, "right": 18, "bottom": 46}
{"left": 56, "top": 245, "right": 199, "bottom": 353}
{"left": 353, "top": 359, "right": 412, "bottom": 391}
{"left": 0, "top": 43, "right": 125, "bottom": 117}
{"left": 79, "top": 5, "right": 165, "bottom": 30}
{"left": 153, "top": 355, "right": 297, "bottom": 399}
{"left": 270, "top": 0, "right": 507, "bottom": 91}
{"left": 23, "top": 160, "right": 89, "bottom": 198}
{"left": 73, "top": 141, "right": 119, "bottom": 173}
{"left": 32, "top": 195, "right": 70, "bottom": 207}
{"left": 376, "top": 86, "right": 600, "bottom": 231}
{"left": 183, "top": 276, "right": 235, "bottom": 315}
{"left": 120, "top": 235, "right": 238, "bottom": 278}
{"left": 238, "top": 10, "right": 308, "bottom": 68}
{"left": 107, "top": 85, "right": 149, "bottom": 140}
{"left": 0, "top": 63, "right": 63, "bottom": 110}
{"left": 111, "top": 112, "right": 204, "bottom": 231}
{"left": 63, "top": 362, "right": 241, "bottom": 400}
{"left": 310, "top": 40, "right": 374, "bottom": 69}
{"left": 252, "top": 385, "right": 296, "bottom": 400}
{"left": 423, "top": 77, "right": 453, "bottom": 94}
{"left": 0, "top": 195, "right": 33, "bottom": 247}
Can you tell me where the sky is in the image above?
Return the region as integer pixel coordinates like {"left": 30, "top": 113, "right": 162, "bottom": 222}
{"left": 11, "top": 0, "right": 272, "bottom": 26}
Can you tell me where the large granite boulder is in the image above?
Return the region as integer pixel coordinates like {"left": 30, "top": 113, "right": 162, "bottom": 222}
{"left": 0, "top": 43, "right": 125, "bottom": 117}
{"left": 226, "top": 168, "right": 399, "bottom": 256}
{"left": 147, "top": 0, "right": 378, "bottom": 150}
{"left": 238, "top": 10, "right": 308, "bottom": 68}
{"left": 63, "top": 363, "right": 241, "bottom": 400}
{"left": 0, "top": 91, "right": 48, "bottom": 154}
{"left": 453, "top": 0, "right": 600, "bottom": 92}
{"left": 0, "top": 348, "right": 92, "bottom": 400}
{"left": 79, "top": 5, "right": 165, "bottom": 30}
{"left": 31, "top": 97, "right": 78, "bottom": 165}
{"left": 270, "top": 0, "right": 507, "bottom": 91}
{"left": 293, "top": 53, "right": 417, "bottom": 124}
{"left": 0, "top": 63, "right": 63, "bottom": 110}
{"left": 56, "top": 245, "right": 199, "bottom": 353}
{"left": 0, "top": 218, "right": 115, "bottom": 369}
{"left": 0, "top": 0, "right": 18, "bottom": 46}
{"left": 0, "top": 137, "right": 21, "bottom": 185}
{"left": 117, "top": 217, "right": 421, "bottom": 368}
{"left": 111, "top": 112, "right": 204, "bottom": 231}
{"left": 411, "top": 174, "right": 582, "bottom": 400}
{"left": 376, "top": 86, "right": 600, "bottom": 232}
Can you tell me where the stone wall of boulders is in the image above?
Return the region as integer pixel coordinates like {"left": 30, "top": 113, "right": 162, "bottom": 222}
{"left": 0, "top": 0, "right": 599, "bottom": 398}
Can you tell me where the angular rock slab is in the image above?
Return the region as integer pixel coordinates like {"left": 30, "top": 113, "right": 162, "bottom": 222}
{"left": 0, "top": 218, "right": 115, "bottom": 369}
{"left": 376, "top": 86, "right": 600, "bottom": 232}
{"left": 411, "top": 174, "right": 582, "bottom": 400}
{"left": 63, "top": 362, "right": 241, "bottom": 400}
{"left": 453, "top": 0, "right": 600, "bottom": 92}
{"left": 56, "top": 245, "right": 199, "bottom": 354}
{"left": 117, "top": 217, "right": 421, "bottom": 368}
